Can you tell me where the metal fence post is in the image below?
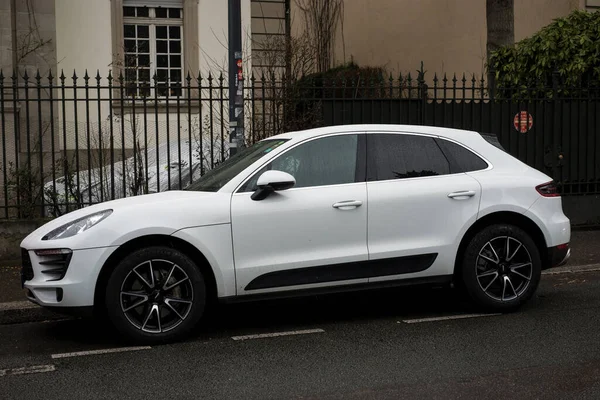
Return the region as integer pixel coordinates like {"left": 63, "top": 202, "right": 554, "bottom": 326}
{"left": 417, "top": 62, "right": 427, "bottom": 125}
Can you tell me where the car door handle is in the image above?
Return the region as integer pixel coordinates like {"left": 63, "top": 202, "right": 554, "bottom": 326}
{"left": 447, "top": 190, "right": 476, "bottom": 199}
{"left": 332, "top": 200, "right": 363, "bottom": 210}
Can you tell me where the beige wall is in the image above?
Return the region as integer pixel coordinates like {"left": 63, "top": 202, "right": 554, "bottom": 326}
{"left": 515, "top": 0, "right": 580, "bottom": 40}
{"left": 291, "top": 0, "right": 583, "bottom": 80}
{"left": 56, "top": 0, "right": 112, "bottom": 75}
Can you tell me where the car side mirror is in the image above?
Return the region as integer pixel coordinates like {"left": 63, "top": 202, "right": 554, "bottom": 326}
{"left": 251, "top": 170, "right": 296, "bottom": 201}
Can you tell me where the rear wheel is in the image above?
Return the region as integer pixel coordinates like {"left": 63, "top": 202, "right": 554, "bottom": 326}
{"left": 105, "top": 246, "right": 206, "bottom": 344}
{"left": 461, "top": 224, "right": 541, "bottom": 312}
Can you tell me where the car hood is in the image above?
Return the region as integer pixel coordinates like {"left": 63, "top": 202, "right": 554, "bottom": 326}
{"left": 21, "top": 191, "right": 232, "bottom": 250}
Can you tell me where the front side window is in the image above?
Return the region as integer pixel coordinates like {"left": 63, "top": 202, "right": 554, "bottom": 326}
{"left": 367, "top": 134, "right": 450, "bottom": 181}
{"left": 185, "top": 140, "right": 288, "bottom": 192}
{"left": 241, "top": 135, "right": 361, "bottom": 192}
{"left": 123, "top": 5, "right": 183, "bottom": 97}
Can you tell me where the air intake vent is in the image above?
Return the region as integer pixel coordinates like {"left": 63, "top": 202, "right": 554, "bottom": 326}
{"left": 35, "top": 249, "right": 73, "bottom": 282}
{"left": 21, "top": 249, "right": 34, "bottom": 285}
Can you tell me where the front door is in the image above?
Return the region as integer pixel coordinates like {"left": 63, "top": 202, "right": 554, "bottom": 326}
{"left": 231, "top": 133, "right": 369, "bottom": 295}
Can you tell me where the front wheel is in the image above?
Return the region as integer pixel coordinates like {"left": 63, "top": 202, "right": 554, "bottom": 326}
{"left": 461, "top": 224, "right": 542, "bottom": 312}
{"left": 105, "top": 246, "right": 206, "bottom": 344}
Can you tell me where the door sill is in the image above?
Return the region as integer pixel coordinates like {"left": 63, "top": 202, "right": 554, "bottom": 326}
{"left": 219, "top": 275, "right": 452, "bottom": 304}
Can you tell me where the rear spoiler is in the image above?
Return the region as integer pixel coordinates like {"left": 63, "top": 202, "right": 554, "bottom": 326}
{"left": 480, "top": 133, "right": 506, "bottom": 151}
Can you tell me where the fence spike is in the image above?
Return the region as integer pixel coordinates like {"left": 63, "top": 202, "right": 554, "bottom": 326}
{"left": 117, "top": 70, "right": 124, "bottom": 82}
{"left": 11, "top": 69, "right": 18, "bottom": 81}
{"left": 207, "top": 72, "right": 213, "bottom": 82}
{"left": 59, "top": 69, "right": 66, "bottom": 82}
{"left": 95, "top": 70, "right": 101, "bottom": 82}
{"left": 250, "top": 72, "right": 255, "bottom": 83}
{"left": 47, "top": 69, "right": 54, "bottom": 81}
{"left": 22, "top": 69, "right": 29, "bottom": 81}
{"left": 107, "top": 70, "right": 113, "bottom": 82}
{"left": 186, "top": 71, "right": 191, "bottom": 82}
{"left": 0, "top": 70, "right": 4, "bottom": 81}
{"left": 72, "top": 69, "right": 78, "bottom": 81}
{"left": 462, "top": 73, "right": 467, "bottom": 84}
{"left": 218, "top": 71, "right": 224, "bottom": 82}
{"left": 452, "top": 73, "right": 457, "bottom": 86}
{"left": 84, "top": 69, "right": 90, "bottom": 81}
{"left": 35, "top": 69, "right": 42, "bottom": 82}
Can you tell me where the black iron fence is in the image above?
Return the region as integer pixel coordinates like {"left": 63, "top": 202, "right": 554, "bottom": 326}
{"left": 0, "top": 68, "right": 599, "bottom": 219}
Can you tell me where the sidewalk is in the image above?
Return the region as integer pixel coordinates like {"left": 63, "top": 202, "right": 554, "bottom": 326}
{"left": 0, "top": 229, "right": 599, "bottom": 321}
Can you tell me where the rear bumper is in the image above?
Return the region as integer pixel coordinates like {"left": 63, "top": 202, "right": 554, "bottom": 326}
{"left": 545, "top": 244, "right": 570, "bottom": 270}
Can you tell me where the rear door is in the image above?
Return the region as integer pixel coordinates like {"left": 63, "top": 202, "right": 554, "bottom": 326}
{"left": 365, "top": 132, "right": 485, "bottom": 281}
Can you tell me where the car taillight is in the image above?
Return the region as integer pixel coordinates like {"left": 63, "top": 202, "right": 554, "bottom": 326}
{"left": 536, "top": 181, "right": 560, "bottom": 197}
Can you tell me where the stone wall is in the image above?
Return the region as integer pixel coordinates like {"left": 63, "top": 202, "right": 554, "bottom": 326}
{"left": 0, "top": 218, "right": 47, "bottom": 263}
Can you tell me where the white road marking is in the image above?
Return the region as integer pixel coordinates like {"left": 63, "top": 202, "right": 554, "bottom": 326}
{"left": 232, "top": 328, "right": 325, "bottom": 341}
{"left": 51, "top": 346, "right": 151, "bottom": 359}
{"left": 0, "top": 364, "right": 55, "bottom": 377}
{"left": 400, "top": 313, "right": 501, "bottom": 324}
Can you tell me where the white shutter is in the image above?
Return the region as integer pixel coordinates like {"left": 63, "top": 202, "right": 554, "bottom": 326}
{"left": 123, "top": 0, "right": 183, "bottom": 8}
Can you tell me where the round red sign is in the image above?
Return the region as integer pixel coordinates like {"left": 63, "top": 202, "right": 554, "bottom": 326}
{"left": 514, "top": 111, "right": 533, "bottom": 133}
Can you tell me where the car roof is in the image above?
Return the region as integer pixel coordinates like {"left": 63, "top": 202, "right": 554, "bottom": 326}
{"left": 268, "top": 124, "right": 481, "bottom": 142}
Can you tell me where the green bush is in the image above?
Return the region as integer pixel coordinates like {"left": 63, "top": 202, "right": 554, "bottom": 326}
{"left": 489, "top": 10, "right": 600, "bottom": 96}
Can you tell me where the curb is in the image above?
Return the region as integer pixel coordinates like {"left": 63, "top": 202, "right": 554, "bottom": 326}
{"left": 2, "top": 263, "right": 600, "bottom": 326}
{"left": 0, "top": 301, "right": 70, "bottom": 325}
{"left": 542, "top": 263, "right": 600, "bottom": 275}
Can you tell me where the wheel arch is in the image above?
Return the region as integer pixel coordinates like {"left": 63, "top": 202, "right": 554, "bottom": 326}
{"left": 93, "top": 234, "right": 218, "bottom": 314}
{"left": 454, "top": 211, "right": 548, "bottom": 281}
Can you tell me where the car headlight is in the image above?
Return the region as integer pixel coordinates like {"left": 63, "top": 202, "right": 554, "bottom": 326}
{"left": 42, "top": 209, "right": 113, "bottom": 240}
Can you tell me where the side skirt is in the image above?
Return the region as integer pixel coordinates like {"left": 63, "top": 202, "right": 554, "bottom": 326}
{"left": 219, "top": 275, "right": 453, "bottom": 304}
{"left": 244, "top": 254, "right": 438, "bottom": 291}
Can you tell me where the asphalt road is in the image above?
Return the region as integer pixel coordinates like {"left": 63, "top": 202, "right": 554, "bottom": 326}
{"left": 1, "top": 269, "right": 599, "bottom": 399}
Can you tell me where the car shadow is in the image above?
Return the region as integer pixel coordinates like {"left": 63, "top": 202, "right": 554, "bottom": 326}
{"left": 40, "top": 285, "right": 480, "bottom": 347}
{"left": 193, "top": 285, "right": 480, "bottom": 339}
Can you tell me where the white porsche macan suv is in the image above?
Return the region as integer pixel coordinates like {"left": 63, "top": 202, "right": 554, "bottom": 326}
{"left": 20, "top": 125, "right": 571, "bottom": 344}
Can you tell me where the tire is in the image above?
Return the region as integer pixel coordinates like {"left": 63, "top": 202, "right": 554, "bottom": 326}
{"left": 460, "top": 224, "right": 541, "bottom": 312}
{"left": 105, "top": 246, "right": 206, "bottom": 345}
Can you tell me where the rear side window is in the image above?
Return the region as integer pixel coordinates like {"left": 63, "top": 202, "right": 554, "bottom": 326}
{"left": 367, "top": 134, "right": 450, "bottom": 181}
{"left": 435, "top": 138, "right": 488, "bottom": 173}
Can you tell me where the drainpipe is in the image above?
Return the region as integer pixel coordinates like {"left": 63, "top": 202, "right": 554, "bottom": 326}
{"left": 10, "top": 0, "right": 20, "bottom": 158}
{"left": 11, "top": 0, "right": 18, "bottom": 74}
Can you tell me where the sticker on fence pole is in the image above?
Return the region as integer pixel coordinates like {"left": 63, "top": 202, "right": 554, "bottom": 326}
{"left": 513, "top": 111, "right": 533, "bottom": 133}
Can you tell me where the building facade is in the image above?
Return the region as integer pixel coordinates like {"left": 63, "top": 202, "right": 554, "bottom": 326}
{"left": 289, "top": 0, "right": 597, "bottom": 80}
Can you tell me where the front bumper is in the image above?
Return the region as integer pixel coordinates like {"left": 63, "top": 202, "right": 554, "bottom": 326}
{"left": 545, "top": 244, "right": 571, "bottom": 270}
{"left": 21, "top": 246, "right": 117, "bottom": 308}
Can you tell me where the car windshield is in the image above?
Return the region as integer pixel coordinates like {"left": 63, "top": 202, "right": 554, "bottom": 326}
{"left": 185, "top": 139, "right": 288, "bottom": 192}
